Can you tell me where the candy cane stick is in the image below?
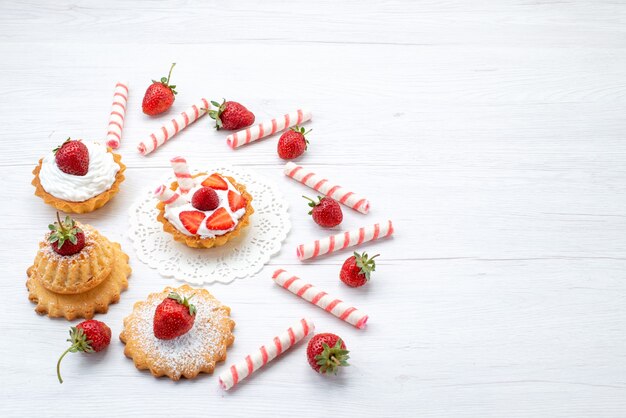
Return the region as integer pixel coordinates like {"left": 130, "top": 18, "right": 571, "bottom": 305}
{"left": 105, "top": 81, "right": 128, "bottom": 149}
{"left": 137, "top": 98, "right": 210, "bottom": 155}
{"left": 226, "top": 109, "right": 312, "bottom": 149}
{"left": 169, "top": 156, "right": 195, "bottom": 194}
{"left": 153, "top": 185, "right": 183, "bottom": 206}
{"left": 284, "top": 162, "right": 370, "bottom": 214}
{"left": 272, "top": 270, "right": 369, "bottom": 329}
{"left": 297, "top": 220, "right": 394, "bottom": 261}
{"left": 218, "top": 318, "right": 315, "bottom": 390}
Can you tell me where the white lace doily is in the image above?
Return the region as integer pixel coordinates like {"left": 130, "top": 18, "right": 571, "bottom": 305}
{"left": 128, "top": 166, "right": 291, "bottom": 285}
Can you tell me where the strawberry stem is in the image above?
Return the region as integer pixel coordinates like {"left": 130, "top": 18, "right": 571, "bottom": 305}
{"left": 166, "top": 63, "right": 176, "bottom": 85}
{"left": 56, "top": 212, "right": 66, "bottom": 234}
{"left": 56, "top": 347, "right": 72, "bottom": 384}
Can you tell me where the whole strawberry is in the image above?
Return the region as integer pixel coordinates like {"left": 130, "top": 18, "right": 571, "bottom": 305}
{"left": 56, "top": 319, "right": 111, "bottom": 383}
{"left": 277, "top": 126, "right": 310, "bottom": 160}
{"left": 208, "top": 99, "right": 255, "bottom": 130}
{"left": 153, "top": 292, "right": 197, "bottom": 340}
{"left": 48, "top": 212, "right": 85, "bottom": 256}
{"left": 306, "top": 333, "right": 350, "bottom": 375}
{"left": 340, "top": 252, "right": 379, "bottom": 287}
{"left": 303, "top": 195, "right": 343, "bottom": 227}
{"left": 191, "top": 187, "right": 219, "bottom": 211}
{"left": 54, "top": 138, "right": 89, "bottom": 176}
{"left": 142, "top": 63, "right": 177, "bottom": 116}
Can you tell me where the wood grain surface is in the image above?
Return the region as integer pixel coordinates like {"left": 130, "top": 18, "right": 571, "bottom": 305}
{"left": 1, "top": 1, "right": 625, "bottom": 417}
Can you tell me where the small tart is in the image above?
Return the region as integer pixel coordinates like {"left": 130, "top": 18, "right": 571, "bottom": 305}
{"left": 120, "top": 285, "right": 235, "bottom": 380}
{"left": 26, "top": 240, "right": 131, "bottom": 320}
{"left": 31, "top": 224, "right": 114, "bottom": 295}
{"left": 157, "top": 173, "right": 254, "bottom": 249}
{"left": 32, "top": 148, "right": 125, "bottom": 214}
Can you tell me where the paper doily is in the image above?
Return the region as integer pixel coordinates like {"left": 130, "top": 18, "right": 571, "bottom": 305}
{"left": 128, "top": 166, "right": 291, "bottom": 285}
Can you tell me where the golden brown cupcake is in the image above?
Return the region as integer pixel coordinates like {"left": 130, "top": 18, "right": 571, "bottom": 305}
{"left": 32, "top": 139, "right": 125, "bottom": 213}
{"left": 26, "top": 213, "right": 131, "bottom": 320}
{"left": 155, "top": 172, "right": 253, "bottom": 248}
{"left": 120, "top": 284, "right": 235, "bottom": 380}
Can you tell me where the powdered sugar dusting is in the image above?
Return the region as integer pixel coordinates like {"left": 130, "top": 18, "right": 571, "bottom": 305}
{"left": 125, "top": 289, "right": 232, "bottom": 377}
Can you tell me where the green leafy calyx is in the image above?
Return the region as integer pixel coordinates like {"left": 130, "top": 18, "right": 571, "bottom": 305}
{"left": 208, "top": 98, "right": 227, "bottom": 130}
{"left": 48, "top": 212, "right": 82, "bottom": 249}
{"left": 302, "top": 195, "right": 324, "bottom": 215}
{"left": 354, "top": 252, "right": 379, "bottom": 280}
{"left": 168, "top": 292, "right": 197, "bottom": 316}
{"left": 315, "top": 339, "right": 350, "bottom": 375}
{"left": 56, "top": 326, "right": 94, "bottom": 384}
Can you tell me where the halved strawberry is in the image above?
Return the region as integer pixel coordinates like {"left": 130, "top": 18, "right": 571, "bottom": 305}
{"left": 205, "top": 207, "right": 234, "bottom": 230}
{"left": 201, "top": 173, "right": 228, "bottom": 190}
{"left": 179, "top": 211, "right": 205, "bottom": 234}
{"left": 228, "top": 190, "right": 246, "bottom": 212}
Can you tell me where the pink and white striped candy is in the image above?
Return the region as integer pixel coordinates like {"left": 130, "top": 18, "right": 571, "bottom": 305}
{"left": 272, "top": 270, "right": 369, "bottom": 329}
{"left": 226, "top": 109, "right": 312, "bottom": 149}
{"left": 218, "top": 318, "right": 315, "bottom": 390}
{"left": 169, "top": 156, "right": 195, "bottom": 194}
{"left": 154, "top": 184, "right": 183, "bottom": 205}
{"left": 284, "top": 162, "right": 370, "bottom": 214}
{"left": 105, "top": 81, "right": 128, "bottom": 149}
{"left": 297, "top": 220, "right": 394, "bottom": 261}
{"left": 137, "top": 98, "right": 210, "bottom": 155}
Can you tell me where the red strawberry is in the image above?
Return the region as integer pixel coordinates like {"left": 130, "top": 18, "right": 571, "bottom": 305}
{"left": 153, "top": 292, "right": 197, "bottom": 340}
{"left": 142, "top": 63, "right": 177, "bottom": 116}
{"left": 303, "top": 195, "right": 343, "bottom": 227}
{"left": 56, "top": 319, "right": 111, "bottom": 383}
{"left": 228, "top": 190, "right": 246, "bottom": 212}
{"left": 306, "top": 333, "right": 349, "bottom": 375}
{"left": 191, "top": 187, "right": 219, "bottom": 211}
{"left": 205, "top": 207, "right": 234, "bottom": 230}
{"left": 209, "top": 99, "right": 255, "bottom": 130}
{"left": 340, "top": 252, "right": 379, "bottom": 287}
{"left": 201, "top": 173, "right": 228, "bottom": 190}
{"left": 54, "top": 139, "right": 89, "bottom": 176}
{"left": 48, "top": 212, "right": 85, "bottom": 256}
{"left": 179, "top": 211, "right": 205, "bottom": 234}
{"left": 277, "top": 126, "right": 311, "bottom": 160}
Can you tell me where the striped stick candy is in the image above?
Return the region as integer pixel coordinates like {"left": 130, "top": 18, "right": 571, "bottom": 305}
{"left": 297, "top": 220, "right": 394, "bottom": 261}
{"left": 284, "top": 162, "right": 370, "bottom": 214}
{"left": 226, "top": 109, "right": 312, "bottom": 149}
{"left": 272, "top": 269, "right": 368, "bottom": 329}
{"left": 218, "top": 318, "right": 315, "bottom": 390}
{"left": 169, "top": 156, "right": 195, "bottom": 194}
{"left": 137, "top": 98, "right": 210, "bottom": 155}
{"left": 105, "top": 81, "right": 129, "bottom": 149}
{"left": 153, "top": 184, "right": 183, "bottom": 206}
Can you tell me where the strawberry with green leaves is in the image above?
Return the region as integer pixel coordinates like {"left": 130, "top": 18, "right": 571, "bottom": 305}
{"left": 340, "top": 252, "right": 379, "bottom": 287}
{"left": 208, "top": 99, "right": 255, "bottom": 130}
{"left": 303, "top": 195, "right": 343, "bottom": 227}
{"left": 56, "top": 320, "right": 111, "bottom": 383}
{"left": 153, "top": 292, "right": 197, "bottom": 340}
{"left": 48, "top": 212, "right": 85, "bottom": 256}
{"left": 277, "top": 125, "right": 311, "bottom": 160}
{"left": 142, "top": 63, "right": 178, "bottom": 116}
{"left": 306, "top": 333, "right": 350, "bottom": 375}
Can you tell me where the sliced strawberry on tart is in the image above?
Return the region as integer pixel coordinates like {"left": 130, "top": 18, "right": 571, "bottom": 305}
{"left": 155, "top": 169, "right": 253, "bottom": 249}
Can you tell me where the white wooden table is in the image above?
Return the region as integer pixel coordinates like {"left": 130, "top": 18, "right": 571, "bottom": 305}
{"left": 1, "top": 1, "right": 625, "bottom": 417}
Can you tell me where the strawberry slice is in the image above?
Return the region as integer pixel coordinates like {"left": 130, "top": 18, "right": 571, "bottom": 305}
{"left": 205, "top": 207, "right": 235, "bottom": 230}
{"left": 178, "top": 211, "right": 205, "bottom": 234}
{"left": 201, "top": 173, "right": 228, "bottom": 190}
{"left": 228, "top": 190, "right": 247, "bottom": 212}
